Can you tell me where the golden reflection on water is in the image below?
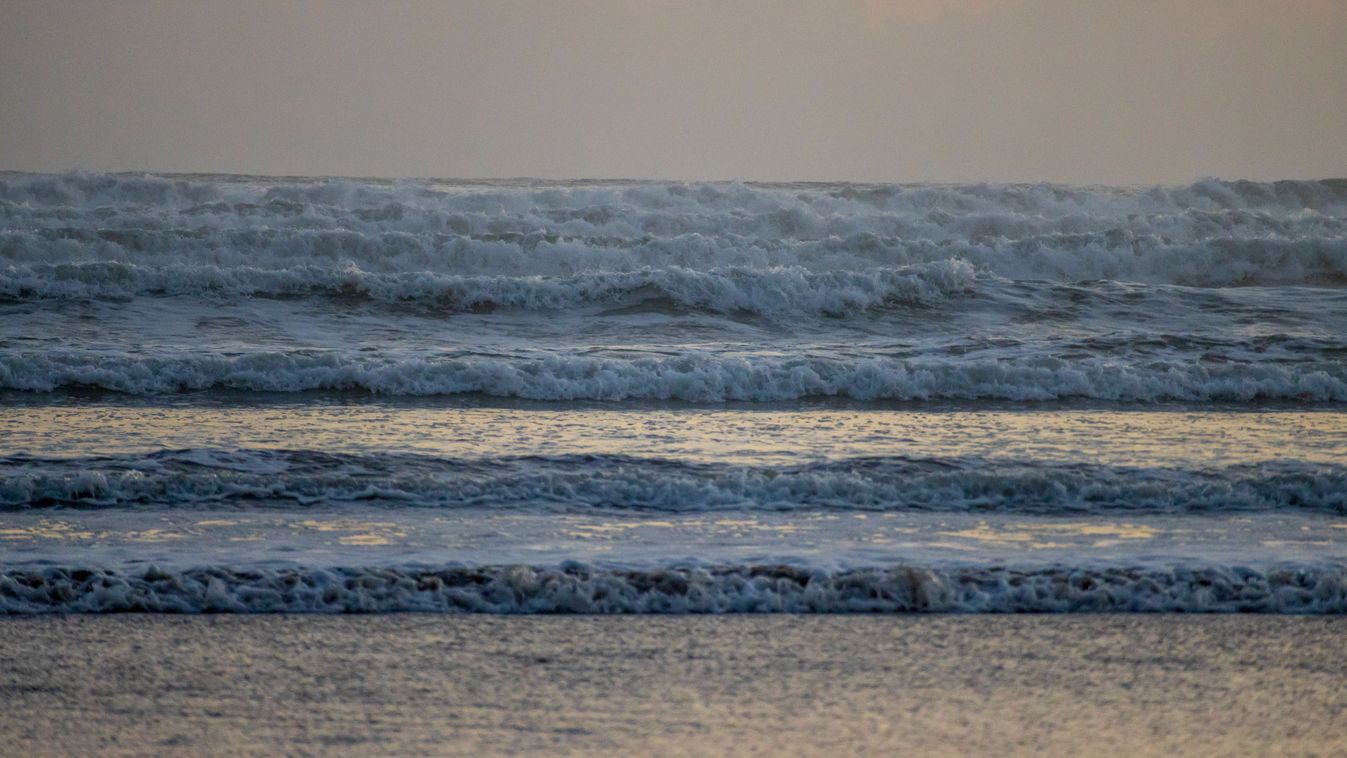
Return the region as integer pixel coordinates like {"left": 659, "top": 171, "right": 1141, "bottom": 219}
{"left": 292, "top": 519, "right": 409, "bottom": 547}
{"left": 4, "top": 405, "right": 1346, "bottom": 467}
{"left": 0, "top": 520, "right": 189, "bottom": 542}
{"left": 941, "top": 521, "right": 1157, "bottom": 549}
{"left": 2, "top": 512, "right": 1344, "bottom": 564}
{"left": 0, "top": 517, "right": 414, "bottom": 548}
{"left": 0, "top": 521, "right": 96, "bottom": 541}
{"left": 555, "top": 515, "right": 1174, "bottom": 552}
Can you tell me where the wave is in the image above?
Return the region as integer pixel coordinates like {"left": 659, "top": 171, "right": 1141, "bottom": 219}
{"left": 3, "top": 451, "right": 1345, "bottom": 515}
{"left": 4, "top": 229, "right": 1347, "bottom": 289}
{"left": 0, "top": 261, "right": 974, "bottom": 315}
{"left": 5, "top": 171, "right": 1346, "bottom": 214}
{"left": 3, "top": 349, "right": 1344, "bottom": 401}
{"left": 3, "top": 173, "right": 1346, "bottom": 288}
{"left": 3, "top": 562, "right": 1344, "bottom": 613}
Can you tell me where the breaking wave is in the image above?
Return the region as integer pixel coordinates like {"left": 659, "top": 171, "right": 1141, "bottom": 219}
{"left": 4, "top": 562, "right": 1344, "bottom": 613}
{"left": 0, "top": 260, "right": 974, "bottom": 315}
{"left": 3, "top": 450, "right": 1345, "bottom": 515}
{"left": 3, "top": 172, "right": 1346, "bottom": 289}
{"left": 5, "top": 229, "right": 1347, "bottom": 288}
{"left": 3, "top": 349, "right": 1344, "bottom": 401}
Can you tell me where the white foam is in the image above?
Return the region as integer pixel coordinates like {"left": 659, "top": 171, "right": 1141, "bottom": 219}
{"left": 3, "top": 349, "right": 1344, "bottom": 401}
{"left": 3, "top": 563, "right": 1343, "bottom": 613}
{"left": 3, "top": 451, "right": 1344, "bottom": 515}
{"left": 0, "top": 260, "right": 974, "bottom": 315}
{"left": 3, "top": 173, "right": 1345, "bottom": 287}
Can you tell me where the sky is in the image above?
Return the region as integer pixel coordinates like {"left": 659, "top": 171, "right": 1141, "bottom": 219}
{"left": 2, "top": 0, "right": 1345, "bottom": 184}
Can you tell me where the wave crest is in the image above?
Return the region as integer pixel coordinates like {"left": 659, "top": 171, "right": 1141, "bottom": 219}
{"left": 3, "top": 350, "right": 1344, "bottom": 401}
{"left": 4, "top": 451, "right": 1345, "bottom": 515}
{"left": 4, "top": 173, "right": 1346, "bottom": 288}
{"left": 0, "top": 261, "right": 974, "bottom": 315}
{"left": 3, "top": 563, "right": 1343, "bottom": 613}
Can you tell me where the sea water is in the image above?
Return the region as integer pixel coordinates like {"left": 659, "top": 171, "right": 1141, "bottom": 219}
{"left": 2, "top": 172, "right": 1345, "bottom": 611}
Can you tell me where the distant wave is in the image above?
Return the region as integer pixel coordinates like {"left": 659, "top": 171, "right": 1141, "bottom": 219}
{"left": 5, "top": 171, "right": 1346, "bottom": 214}
{"left": 3, "top": 172, "right": 1346, "bottom": 288}
{"left": 3, "top": 349, "right": 1344, "bottom": 401}
{"left": 3, "top": 562, "right": 1344, "bottom": 613}
{"left": 4, "top": 231, "right": 1346, "bottom": 290}
{"left": 4, "top": 450, "right": 1345, "bottom": 515}
{"left": 0, "top": 261, "right": 974, "bottom": 315}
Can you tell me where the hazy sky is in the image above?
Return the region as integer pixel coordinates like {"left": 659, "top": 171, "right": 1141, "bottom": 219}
{"left": 3, "top": 1, "right": 1345, "bottom": 184}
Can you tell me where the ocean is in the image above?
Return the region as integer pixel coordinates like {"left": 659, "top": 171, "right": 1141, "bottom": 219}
{"left": 2, "top": 171, "right": 1346, "bottom": 613}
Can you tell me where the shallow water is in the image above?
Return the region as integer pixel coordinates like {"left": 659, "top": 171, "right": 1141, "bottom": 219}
{"left": 3, "top": 615, "right": 1345, "bottom": 755}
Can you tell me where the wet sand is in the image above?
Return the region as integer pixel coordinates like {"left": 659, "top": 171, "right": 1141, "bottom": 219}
{"left": 2, "top": 615, "right": 1345, "bottom": 756}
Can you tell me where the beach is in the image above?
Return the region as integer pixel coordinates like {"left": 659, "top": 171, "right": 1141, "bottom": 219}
{"left": 3, "top": 615, "right": 1344, "bottom": 756}
{"left": 2, "top": 172, "right": 1346, "bottom": 754}
{"left": 5, "top": 2, "right": 1347, "bottom": 755}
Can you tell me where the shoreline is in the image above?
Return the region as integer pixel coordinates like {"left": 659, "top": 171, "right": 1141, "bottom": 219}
{"left": 4, "top": 614, "right": 1344, "bottom": 756}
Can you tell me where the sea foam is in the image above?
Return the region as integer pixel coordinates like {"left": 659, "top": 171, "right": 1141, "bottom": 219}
{"left": 3, "top": 173, "right": 1346, "bottom": 289}
{"left": 3, "top": 349, "right": 1344, "bottom": 401}
{"left": 3, "top": 563, "right": 1344, "bottom": 613}
{"left": 3, "top": 451, "right": 1345, "bottom": 515}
